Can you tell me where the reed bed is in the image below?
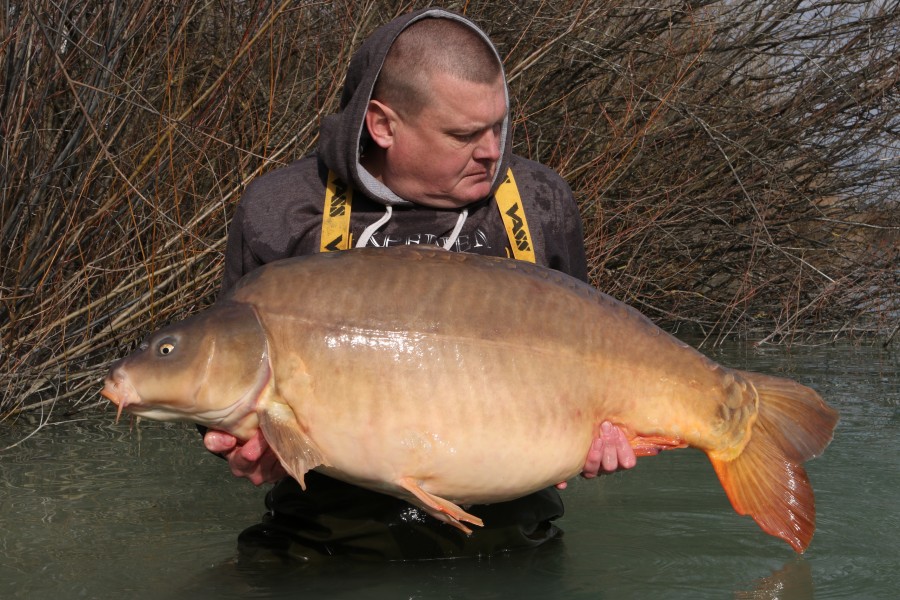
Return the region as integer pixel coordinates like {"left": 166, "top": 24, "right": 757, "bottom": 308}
{"left": 1, "top": 0, "right": 898, "bottom": 419}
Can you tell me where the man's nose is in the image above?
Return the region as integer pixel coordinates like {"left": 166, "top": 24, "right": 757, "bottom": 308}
{"left": 473, "top": 126, "right": 501, "bottom": 161}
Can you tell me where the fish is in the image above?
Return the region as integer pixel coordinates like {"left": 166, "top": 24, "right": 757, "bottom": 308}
{"left": 100, "top": 246, "right": 838, "bottom": 552}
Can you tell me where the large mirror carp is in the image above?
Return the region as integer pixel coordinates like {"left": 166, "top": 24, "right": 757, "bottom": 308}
{"left": 101, "top": 246, "right": 838, "bottom": 552}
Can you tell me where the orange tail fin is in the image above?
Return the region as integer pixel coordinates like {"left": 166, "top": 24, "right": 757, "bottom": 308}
{"left": 708, "top": 371, "right": 838, "bottom": 553}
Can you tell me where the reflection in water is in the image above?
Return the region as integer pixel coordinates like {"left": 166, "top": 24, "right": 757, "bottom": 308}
{"left": 0, "top": 342, "right": 897, "bottom": 599}
{"left": 176, "top": 538, "right": 574, "bottom": 600}
{"left": 736, "top": 558, "right": 813, "bottom": 600}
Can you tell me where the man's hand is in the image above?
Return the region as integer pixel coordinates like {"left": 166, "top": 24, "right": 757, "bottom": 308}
{"left": 203, "top": 429, "right": 287, "bottom": 486}
{"left": 555, "top": 421, "right": 637, "bottom": 490}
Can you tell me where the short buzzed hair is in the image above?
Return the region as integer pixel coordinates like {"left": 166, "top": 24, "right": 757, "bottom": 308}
{"left": 373, "top": 17, "right": 503, "bottom": 116}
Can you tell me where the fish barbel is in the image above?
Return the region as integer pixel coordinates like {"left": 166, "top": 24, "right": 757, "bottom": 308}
{"left": 100, "top": 246, "right": 838, "bottom": 552}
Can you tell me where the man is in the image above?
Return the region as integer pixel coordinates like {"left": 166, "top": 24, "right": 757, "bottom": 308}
{"left": 204, "top": 8, "right": 636, "bottom": 561}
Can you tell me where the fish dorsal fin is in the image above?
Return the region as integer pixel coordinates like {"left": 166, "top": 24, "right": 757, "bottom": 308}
{"left": 258, "top": 398, "right": 326, "bottom": 489}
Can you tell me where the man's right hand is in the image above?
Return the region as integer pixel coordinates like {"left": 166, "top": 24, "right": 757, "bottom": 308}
{"left": 203, "top": 429, "right": 287, "bottom": 486}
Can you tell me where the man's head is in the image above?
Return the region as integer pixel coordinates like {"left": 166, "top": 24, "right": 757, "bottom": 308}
{"left": 373, "top": 18, "right": 502, "bottom": 117}
{"left": 361, "top": 17, "right": 508, "bottom": 209}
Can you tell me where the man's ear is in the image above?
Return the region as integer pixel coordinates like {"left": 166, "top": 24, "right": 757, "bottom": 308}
{"left": 365, "top": 99, "right": 398, "bottom": 149}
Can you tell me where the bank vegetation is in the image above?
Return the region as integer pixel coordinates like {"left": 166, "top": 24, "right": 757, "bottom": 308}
{"left": 1, "top": 0, "right": 898, "bottom": 417}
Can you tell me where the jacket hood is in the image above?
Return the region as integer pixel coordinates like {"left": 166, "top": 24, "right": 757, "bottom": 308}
{"left": 317, "top": 8, "right": 512, "bottom": 208}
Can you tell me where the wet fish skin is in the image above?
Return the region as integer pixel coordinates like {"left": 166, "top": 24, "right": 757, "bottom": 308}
{"left": 101, "top": 246, "right": 838, "bottom": 552}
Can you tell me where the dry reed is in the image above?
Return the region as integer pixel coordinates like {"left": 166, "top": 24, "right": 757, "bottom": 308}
{"left": 1, "top": 0, "right": 898, "bottom": 419}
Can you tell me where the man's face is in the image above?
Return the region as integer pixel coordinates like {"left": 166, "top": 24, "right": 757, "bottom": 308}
{"left": 377, "top": 72, "right": 507, "bottom": 208}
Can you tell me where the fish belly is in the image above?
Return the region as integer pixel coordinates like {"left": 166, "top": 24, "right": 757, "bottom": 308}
{"left": 287, "top": 332, "right": 601, "bottom": 503}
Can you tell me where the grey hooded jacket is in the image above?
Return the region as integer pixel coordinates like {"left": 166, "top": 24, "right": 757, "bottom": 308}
{"left": 220, "top": 7, "right": 588, "bottom": 294}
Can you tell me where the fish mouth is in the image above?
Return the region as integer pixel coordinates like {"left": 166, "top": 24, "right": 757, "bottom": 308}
{"left": 100, "top": 376, "right": 137, "bottom": 423}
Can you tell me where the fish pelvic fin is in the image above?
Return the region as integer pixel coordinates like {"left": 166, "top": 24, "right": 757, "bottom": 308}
{"left": 708, "top": 371, "right": 838, "bottom": 553}
{"left": 397, "top": 477, "right": 484, "bottom": 534}
{"left": 258, "top": 399, "right": 326, "bottom": 490}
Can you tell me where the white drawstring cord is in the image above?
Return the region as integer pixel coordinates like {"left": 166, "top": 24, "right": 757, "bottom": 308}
{"left": 355, "top": 205, "right": 393, "bottom": 248}
{"left": 442, "top": 208, "right": 468, "bottom": 250}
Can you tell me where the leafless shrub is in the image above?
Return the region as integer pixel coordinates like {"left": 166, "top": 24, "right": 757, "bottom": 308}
{"left": 1, "top": 0, "right": 897, "bottom": 417}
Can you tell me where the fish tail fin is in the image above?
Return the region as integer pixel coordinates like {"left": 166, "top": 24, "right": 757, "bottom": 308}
{"left": 708, "top": 371, "right": 838, "bottom": 553}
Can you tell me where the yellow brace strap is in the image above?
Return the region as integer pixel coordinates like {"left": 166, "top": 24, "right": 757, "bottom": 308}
{"left": 320, "top": 170, "right": 353, "bottom": 252}
{"left": 494, "top": 168, "right": 536, "bottom": 263}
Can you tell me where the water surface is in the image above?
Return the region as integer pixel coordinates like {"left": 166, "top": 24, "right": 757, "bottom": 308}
{"left": 1, "top": 341, "right": 896, "bottom": 599}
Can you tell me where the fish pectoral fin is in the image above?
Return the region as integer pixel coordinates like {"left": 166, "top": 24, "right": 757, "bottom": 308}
{"left": 397, "top": 477, "right": 484, "bottom": 534}
{"left": 258, "top": 401, "right": 326, "bottom": 490}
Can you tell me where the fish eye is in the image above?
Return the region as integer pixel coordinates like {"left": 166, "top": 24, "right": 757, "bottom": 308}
{"left": 157, "top": 341, "right": 176, "bottom": 356}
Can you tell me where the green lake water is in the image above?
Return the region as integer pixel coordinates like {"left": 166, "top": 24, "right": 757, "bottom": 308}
{"left": 1, "top": 341, "right": 897, "bottom": 599}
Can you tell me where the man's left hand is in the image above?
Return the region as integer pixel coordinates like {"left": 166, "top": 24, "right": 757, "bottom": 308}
{"left": 555, "top": 421, "right": 636, "bottom": 490}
